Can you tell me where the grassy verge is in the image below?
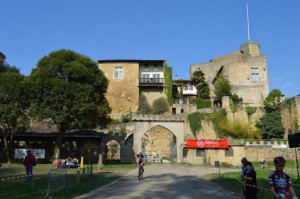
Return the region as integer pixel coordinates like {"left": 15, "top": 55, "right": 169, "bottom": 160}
{"left": 0, "top": 163, "right": 136, "bottom": 199}
{"left": 205, "top": 161, "right": 300, "bottom": 198}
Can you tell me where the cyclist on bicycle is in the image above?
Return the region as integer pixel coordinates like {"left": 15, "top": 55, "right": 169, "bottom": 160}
{"left": 268, "top": 156, "right": 298, "bottom": 199}
{"left": 137, "top": 152, "right": 144, "bottom": 173}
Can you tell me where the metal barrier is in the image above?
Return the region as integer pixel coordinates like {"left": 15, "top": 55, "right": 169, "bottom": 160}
{"left": 46, "top": 168, "right": 67, "bottom": 197}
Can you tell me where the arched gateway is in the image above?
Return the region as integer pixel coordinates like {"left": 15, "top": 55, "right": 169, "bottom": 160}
{"left": 132, "top": 113, "right": 185, "bottom": 163}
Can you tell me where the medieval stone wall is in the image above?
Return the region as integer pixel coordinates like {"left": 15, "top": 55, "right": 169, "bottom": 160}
{"left": 101, "top": 132, "right": 135, "bottom": 163}
{"left": 245, "top": 146, "right": 296, "bottom": 162}
{"left": 140, "top": 88, "right": 167, "bottom": 109}
{"left": 98, "top": 62, "right": 140, "bottom": 118}
{"left": 281, "top": 96, "right": 300, "bottom": 137}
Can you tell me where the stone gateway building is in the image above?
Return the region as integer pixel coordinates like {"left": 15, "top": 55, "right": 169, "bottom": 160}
{"left": 190, "top": 41, "right": 269, "bottom": 107}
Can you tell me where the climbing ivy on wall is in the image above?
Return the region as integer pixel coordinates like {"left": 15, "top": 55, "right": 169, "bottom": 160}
{"left": 164, "top": 65, "right": 173, "bottom": 105}
{"left": 285, "top": 98, "right": 293, "bottom": 114}
{"left": 187, "top": 112, "right": 206, "bottom": 137}
{"left": 187, "top": 108, "right": 260, "bottom": 139}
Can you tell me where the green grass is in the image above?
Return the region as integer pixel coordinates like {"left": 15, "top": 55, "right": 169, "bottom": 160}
{"left": 205, "top": 161, "right": 300, "bottom": 198}
{"left": 3, "top": 161, "right": 300, "bottom": 198}
{"left": 0, "top": 163, "right": 136, "bottom": 199}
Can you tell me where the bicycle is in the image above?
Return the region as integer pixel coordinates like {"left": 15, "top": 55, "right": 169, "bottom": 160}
{"left": 138, "top": 165, "right": 144, "bottom": 180}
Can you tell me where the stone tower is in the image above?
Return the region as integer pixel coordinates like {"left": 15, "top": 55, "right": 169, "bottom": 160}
{"left": 190, "top": 41, "right": 269, "bottom": 107}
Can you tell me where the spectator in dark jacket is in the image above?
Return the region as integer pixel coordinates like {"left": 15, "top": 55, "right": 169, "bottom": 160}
{"left": 24, "top": 150, "right": 36, "bottom": 182}
{"left": 243, "top": 161, "right": 258, "bottom": 199}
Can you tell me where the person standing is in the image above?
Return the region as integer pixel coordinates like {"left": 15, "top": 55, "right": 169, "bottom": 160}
{"left": 24, "top": 150, "right": 36, "bottom": 182}
{"left": 243, "top": 161, "right": 258, "bottom": 199}
{"left": 269, "top": 156, "right": 298, "bottom": 199}
{"left": 241, "top": 157, "right": 256, "bottom": 175}
{"left": 241, "top": 157, "right": 256, "bottom": 194}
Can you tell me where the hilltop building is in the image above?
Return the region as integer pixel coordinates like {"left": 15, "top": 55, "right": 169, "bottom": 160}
{"left": 172, "top": 79, "right": 197, "bottom": 114}
{"left": 98, "top": 60, "right": 168, "bottom": 118}
{"left": 190, "top": 41, "right": 269, "bottom": 107}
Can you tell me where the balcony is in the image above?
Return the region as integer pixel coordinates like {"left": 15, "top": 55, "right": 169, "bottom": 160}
{"left": 182, "top": 89, "right": 197, "bottom": 96}
{"left": 139, "top": 78, "right": 164, "bottom": 87}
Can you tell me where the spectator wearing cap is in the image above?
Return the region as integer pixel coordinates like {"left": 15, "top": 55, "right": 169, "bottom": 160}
{"left": 241, "top": 157, "right": 255, "bottom": 176}
{"left": 24, "top": 150, "right": 36, "bottom": 182}
{"left": 243, "top": 161, "right": 258, "bottom": 199}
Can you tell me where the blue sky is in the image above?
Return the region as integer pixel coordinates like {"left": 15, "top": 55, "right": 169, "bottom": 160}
{"left": 1, "top": 1, "right": 300, "bottom": 98}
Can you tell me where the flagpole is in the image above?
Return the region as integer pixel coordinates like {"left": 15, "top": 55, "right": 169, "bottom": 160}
{"left": 246, "top": 2, "right": 251, "bottom": 41}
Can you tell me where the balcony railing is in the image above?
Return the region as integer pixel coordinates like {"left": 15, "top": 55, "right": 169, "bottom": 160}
{"left": 139, "top": 78, "right": 164, "bottom": 87}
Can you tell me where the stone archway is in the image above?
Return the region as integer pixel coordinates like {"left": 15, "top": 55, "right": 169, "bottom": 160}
{"left": 106, "top": 140, "right": 121, "bottom": 160}
{"left": 142, "top": 125, "right": 177, "bottom": 160}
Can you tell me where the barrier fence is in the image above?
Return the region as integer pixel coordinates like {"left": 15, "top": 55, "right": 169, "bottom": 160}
{"left": 235, "top": 177, "right": 300, "bottom": 198}
{"left": 46, "top": 168, "right": 67, "bottom": 197}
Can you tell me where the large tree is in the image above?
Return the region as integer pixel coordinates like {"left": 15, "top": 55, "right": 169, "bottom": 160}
{"left": 27, "top": 49, "right": 111, "bottom": 159}
{"left": 0, "top": 71, "right": 29, "bottom": 163}
{"left": 191, "top": 69, "right": 210, "bottom": 99}
{"left": 256, "top": 111, "right": 285, "bottom": 139}
{"left": 263, "top": 89, "right": 283, "bottom": 113}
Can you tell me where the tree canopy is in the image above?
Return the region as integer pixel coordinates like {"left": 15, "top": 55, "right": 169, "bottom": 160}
{"left": 191, "top": 69, "right": 210, "bottom": 99}
{"left": 26, "top": 49, "right": 111, "bottom": 158}
{"left": 0, "top": 62, "right": 20, "bottom": 74}
{"left": 0, "top": 71, "right": 29, "bottom": 163}
{"left": 256, "top": 111, "right": 285, "bottom": 139}
{"left": 255, "top": 89, "right": 285, "bottom": 139}
{"left": 263, "top": 89, "right": 283, "bottom": 113}
{"left": 213, "top": 76, "right": 232, "bottom": 102}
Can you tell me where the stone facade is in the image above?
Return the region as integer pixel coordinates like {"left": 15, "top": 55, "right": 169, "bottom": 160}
{"left": 132, "top": 113, "right": 185, "bottom": 163}
{"left": 98, "top": 61, "right": 140, "bottom": 119}
{"left": 98, "top": 60, "right": 166, "bottom": 119}
{"left": 140, "top": 88, "right": 167, "bottom": 108}
{"left": 281, "top": 96, "right": 300, "bottom": 137}
{"left": 101, "top": 131, "right": 136, "bottom": 163}
{"left": 142, "top": 125, "right": 174, "bottom": 158}
{"left": 190, "top": 41, "right": 269, "bottom": 107}
{"left": 171, "top": 103, "right": 197, "bottom": 115}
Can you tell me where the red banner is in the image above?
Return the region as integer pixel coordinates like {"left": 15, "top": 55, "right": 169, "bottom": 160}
{"left": 186, "top": 139, "right": 229, "bottom": 149}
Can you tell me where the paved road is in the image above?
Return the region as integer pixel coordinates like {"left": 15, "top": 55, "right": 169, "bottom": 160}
{"left": 74, "top": 164, "right": 240, "bottom": 199}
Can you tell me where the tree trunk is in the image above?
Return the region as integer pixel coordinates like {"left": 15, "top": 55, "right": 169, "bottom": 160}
{"left": 3, "top": 133, "right": 11, "bottom": 164}
{"left": 53, "top": 131, "right": 65, "bottom": 159}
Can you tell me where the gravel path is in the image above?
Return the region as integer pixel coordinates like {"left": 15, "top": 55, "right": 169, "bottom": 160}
{"left": 74, "top": 164, "right": 240, "bottom": 199}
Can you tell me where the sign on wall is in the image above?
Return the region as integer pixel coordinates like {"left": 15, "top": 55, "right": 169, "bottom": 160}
{"left": 186, "top": 139, "right": 229, "bottom": 149}
{"left": 14, "top": 149, "right": 45, "bottom": 159}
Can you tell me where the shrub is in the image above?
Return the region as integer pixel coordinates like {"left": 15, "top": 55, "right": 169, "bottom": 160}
{"left": 231, "top": 93, "right": 243, "bottom": 105}
{"left": 245, "top": 107, "right": 257, "bottom": 117}
{"left": 229, "top": 104, "right": 238, "bottom": 113}
{"left": 210, "top": 109, "right": 261, "bottom": 139}
{"left": 190, "top": 98, "right": 212, "bottom": 109}
{"left": 152, "top": 97, "right": 169, "bottom": 114}
{"left": 121, "top": 113, "right": 131, "bottom": 123}
{"left": 119, "top": 124, "right": 126, "bottom": 135}
{"left": 111, "top": 118, "right": 121, "bottom": 124}
{"left": 138, "top": 94, "right": 151, "bottom": 114}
